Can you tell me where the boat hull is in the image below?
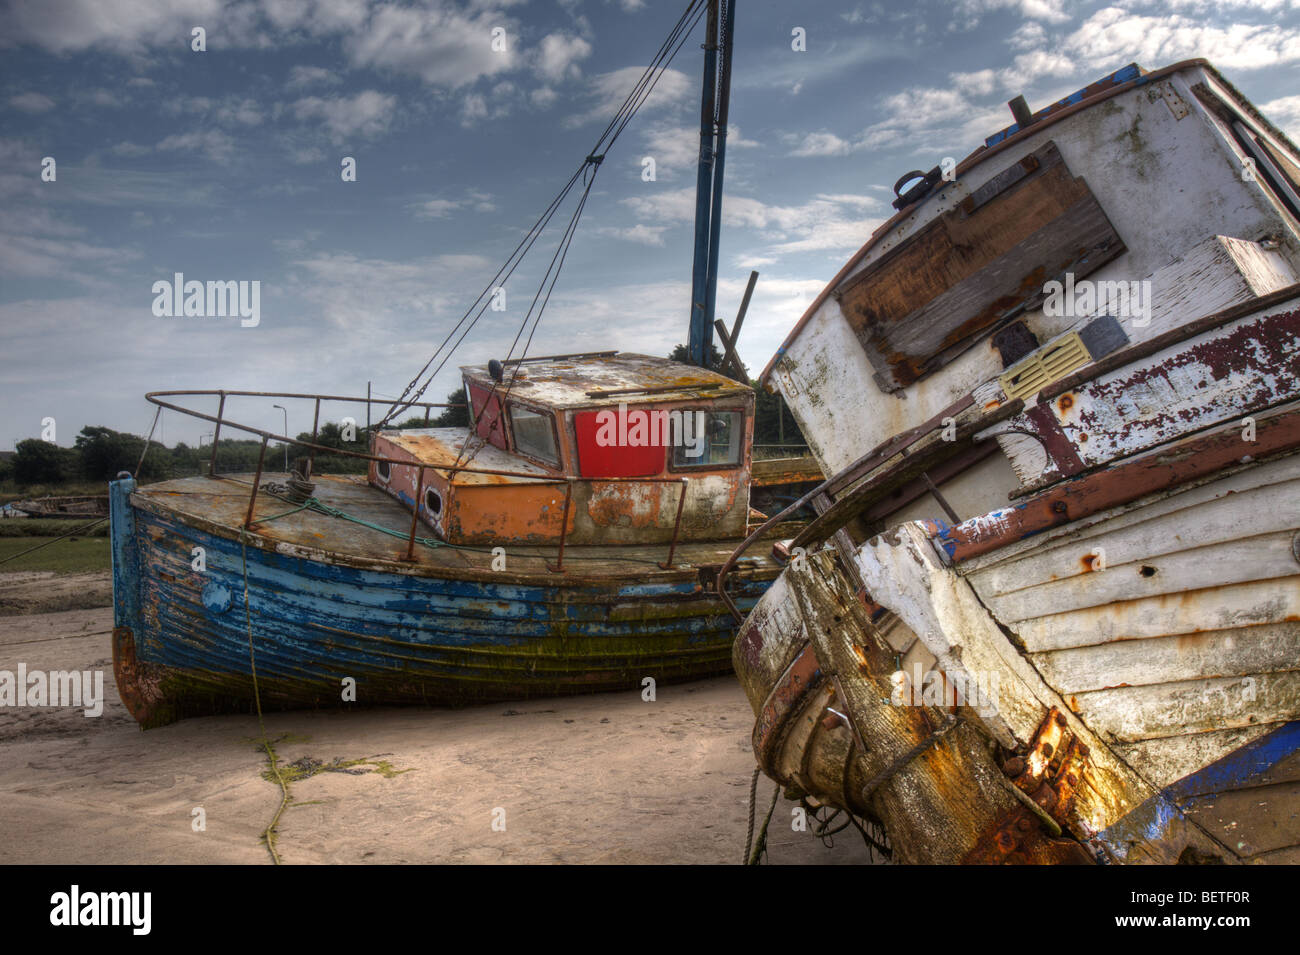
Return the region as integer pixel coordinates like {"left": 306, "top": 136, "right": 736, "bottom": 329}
{"left": 110, "top": 477, "right": 773, "bottom": 726}
{"left": 734, "top": 447, "right": 1300, "bottom": 863}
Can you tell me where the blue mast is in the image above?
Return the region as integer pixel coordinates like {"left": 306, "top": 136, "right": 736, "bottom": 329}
{"left": 687, "top": 0, "right": 734, "bottom": 369}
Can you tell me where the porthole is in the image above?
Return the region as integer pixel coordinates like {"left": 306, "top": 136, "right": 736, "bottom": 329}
{"left": 425, "top": 487, "right": 443, "bottom": 516}
{"left": 376, "top": 460, "right": 391, "bottom": 482}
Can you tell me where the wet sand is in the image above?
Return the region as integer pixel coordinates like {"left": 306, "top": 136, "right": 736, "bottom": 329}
{"left": 0, "top": 605, "right": 876, "bottom": 865}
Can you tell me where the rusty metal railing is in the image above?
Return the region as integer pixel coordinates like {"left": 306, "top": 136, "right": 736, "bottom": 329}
{"left": 145, "top": 389, "right": 696, "bottom": 574}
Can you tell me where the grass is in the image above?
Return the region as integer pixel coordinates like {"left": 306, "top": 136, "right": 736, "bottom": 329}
{"left": 0, "top": 481, "right": 108, "bottom": 505}
{"left": 0, "top": 536, "right": 112, "bottom": 574}
{"left": 0, "top": 518, "right": 109, "bottom": 538}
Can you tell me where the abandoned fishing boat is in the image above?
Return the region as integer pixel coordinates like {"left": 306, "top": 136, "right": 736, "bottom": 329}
{"left": 723, "top": 60, "right": 1300, "bottom": 864}
{"left": 109, "top": 0, "right": 810, "bottom": 727}
{"left": 9, "top": 495, "right": 109, "bottom": 519}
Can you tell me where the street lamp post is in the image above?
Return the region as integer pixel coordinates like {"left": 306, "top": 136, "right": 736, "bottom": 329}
{"left": 272, "top": 404, "right": 288, "bottom": 473}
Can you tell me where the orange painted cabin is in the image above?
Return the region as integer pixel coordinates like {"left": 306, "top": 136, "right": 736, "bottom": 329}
{"left": 369, "top": 352, "right": 756, "bottom": 546}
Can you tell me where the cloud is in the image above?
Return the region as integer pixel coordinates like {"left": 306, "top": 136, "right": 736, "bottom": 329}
{"left": 594, "top": 223, "right": 668, "bottom": 246}
{"left": 566, "top": 66, "right": 693, "bottom": 128}
{"left": 535, "top": 32, "right": 592, "bottom": 83}
{"left": 287, "top": 65, "right": 338, "bottom": 90}
{"left": 9, "top": 91, "right": 56, "bottom": 112}
{"left": 622, "top": 188, "right": 885, "bottom": 257}
{"left": 950, "top": 0, "right": 1073, "bottom": 28}
{"left": 790, "top": 131, "right": 853, "bottom": 157}
{"left": 156, "top": 129, "right": 237, "bottom": 162}
{"left": 1261, "top": 94, "right": 1300, "bottom": 139}
{"left": 410, "top": 191, "right": 496, "bottom": 219}
{"left": 344, "top": 3, "right": 519, "bottom": 89}
{"left": 292, "top": 90, "right": 398, "bottom": 142}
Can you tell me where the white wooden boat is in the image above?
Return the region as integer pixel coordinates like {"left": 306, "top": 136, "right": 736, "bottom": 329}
{"left": 722, "top": 60, "right": 1300, "bottom": 864}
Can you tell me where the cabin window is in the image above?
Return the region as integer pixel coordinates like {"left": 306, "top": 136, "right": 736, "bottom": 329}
{"left": 376, "top": 460, "right": 391, "bottom": 482}
{"left": 572, "top": 409, "right": 666, "bottom": 478}
{"left": 509, "top": 404, "right": 560, "bottom": 466}
{"left": 671, "top": 410, "right": 743, "bottom": 469}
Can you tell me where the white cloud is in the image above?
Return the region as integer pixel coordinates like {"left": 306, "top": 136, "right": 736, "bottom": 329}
{"left": 566, "top": 66, "right": 693, "bottom": 128}
{"left": 1261, "top": 94, "right": 1300, "bottom": 139}
{"left": 595, "top": 223, "right": 668, "bottom": 245}
{"left": 156, "top": 129, "right": 237, "bottom": 162}
{"left": 287, "top": 65, "right": 338, "bottom": 90}
{"left": 951, "top": 0, "right": 1072, "bottom": 28}
{"left": 790, "top": 131, "right": 853, "bottom": 157}
{"left": 410, "top": 191, "right": 496, "bottom": 219}
{"left": 623, "top": 188, "right": 885, "bottom": 257}
{"left": 9, "top": 91, "right": 56, "bottom": 112}
{"left": 535, "top": 32, "right": 592, "bottom": 83}
{"left": 344, "top": 3, "right": 519, "bottom": 89}
{"left": 293, "top": 90, "right": 397, "bottom": 143}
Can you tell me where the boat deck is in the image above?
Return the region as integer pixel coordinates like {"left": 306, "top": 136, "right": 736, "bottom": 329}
{"left": 131, "top": 473, "right": 787, "bottom": 583}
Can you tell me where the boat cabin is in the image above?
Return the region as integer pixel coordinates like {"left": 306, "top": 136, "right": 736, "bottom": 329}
{"left": 369, "top": 352, "right": 755, "bottom": 546}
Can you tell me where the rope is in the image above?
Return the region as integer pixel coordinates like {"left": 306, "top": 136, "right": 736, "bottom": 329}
{"left": 743, "top": 765, "right": 760, "bottom": 864}
{"left": 240, "top": 528, "right": 289, "bottom": 865}
{"left": 745, "top": 779, "right": 781, "bottom": 865}
{"left": 133, "top": 407, "right": 161, "bottom": 478}
{"left": 861, "top": 714, "right": 959, "bottom": 803}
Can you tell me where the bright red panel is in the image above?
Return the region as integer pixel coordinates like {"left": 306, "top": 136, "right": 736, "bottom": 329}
{"left": 574, "top": 409, "right": 665, "bottom": 478}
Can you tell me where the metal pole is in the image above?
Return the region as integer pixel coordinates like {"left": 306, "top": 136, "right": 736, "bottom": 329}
{"left": 208, "top": 391, "right": 226, "bottom": 477}
{"left": 404, "top": 466, "right": 426, "bottom": 561}
{"left": 687, "top": 0, "right": 720, "bottom": 368}
{"left": 701, "top": 0, "right": 735, "bottom": 364}
{"left": 244, "top": 435, "right": 269, "bottom": 529}
{"left": 272, "top": 404, "right": 288, "bottom": 473}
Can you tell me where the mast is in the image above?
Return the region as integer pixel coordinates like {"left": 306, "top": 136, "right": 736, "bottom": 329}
{"left": 687, "top": 0, "right": 734, "bottom": 369}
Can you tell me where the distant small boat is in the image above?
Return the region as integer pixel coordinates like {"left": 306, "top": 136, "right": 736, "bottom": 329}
{"left": 8, "top": 495, "right": 109, "bottom": 519}
{"left": 724, "top": 60, "right": 1300, "bottom": 864}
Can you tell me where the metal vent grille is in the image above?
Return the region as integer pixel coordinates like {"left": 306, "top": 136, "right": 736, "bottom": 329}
{"left": 998, "top": 332, "right": 1090, "bottom": 401}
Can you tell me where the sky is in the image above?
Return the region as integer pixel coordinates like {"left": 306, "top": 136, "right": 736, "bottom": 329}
{"left": 3, "top": 0, "right": 1300, "bottom": 451}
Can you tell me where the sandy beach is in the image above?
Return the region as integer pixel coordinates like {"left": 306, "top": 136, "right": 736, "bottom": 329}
{"left": 0, "top": 590, "right": 875, "bottom": 865}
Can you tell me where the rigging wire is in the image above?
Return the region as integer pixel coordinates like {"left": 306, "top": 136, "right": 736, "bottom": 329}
{"left": 379, "top": 0, "right": 708, "bottom": 429}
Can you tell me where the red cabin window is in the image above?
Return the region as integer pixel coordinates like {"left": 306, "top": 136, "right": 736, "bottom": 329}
{"left": 574, "top": 408, "right": 666, "bottom": 477}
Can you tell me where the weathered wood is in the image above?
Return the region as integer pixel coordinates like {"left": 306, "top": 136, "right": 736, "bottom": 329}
{"left": 934, "top": 402, "right": 1300, "bottom": 564}
{"left": 988, "top": 305, "right": 1300, "bottom": 490}
{"left": 1032, "top": 622, "right": 1300, "bottom": 695}
{"left": 1072, "top": 670, "right": 1300, "bottom": 742}
{"left": 983, "top": 530, "right": 1299, "bottom": 625}
{"left": 787, "top": 552, "right": 1038, "bottom": 864}
{"left": 1182, "top": 781, "right": 1300, "bottom": 858}
{"left": 1114, "top": 724, "right": 1278, "bottom": 790}
{"left": 837, "top": 141, "right": 1124, "bottom": 389}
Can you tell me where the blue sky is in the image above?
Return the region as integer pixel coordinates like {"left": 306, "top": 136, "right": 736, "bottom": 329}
{"left": 3, "top": 0, "right": 1299, "bottom": 450}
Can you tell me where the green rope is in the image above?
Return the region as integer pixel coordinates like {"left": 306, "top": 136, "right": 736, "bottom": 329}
{"left": 240, "top": 527, "right": 289, "bottom": 866}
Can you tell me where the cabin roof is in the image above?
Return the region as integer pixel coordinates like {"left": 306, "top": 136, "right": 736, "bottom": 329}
{"left": 460, "top": 352, "right": 751, "bottom": 410}
{"left": 376, "top": 428, "right": 553, "bottom": 484}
